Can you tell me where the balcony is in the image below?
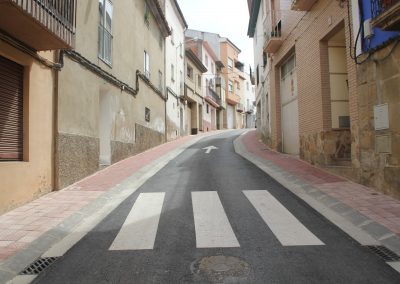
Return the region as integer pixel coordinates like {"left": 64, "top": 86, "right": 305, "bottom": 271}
{"left": 371, "top": 0, "right": 400, "bottom": 31}
{"left": 236, "top": 103, "right": 244, "bottom": 113}
{"left": 263, "top": 11, "right": 283, "bottom": 54}
{"left": 206, "top": 86, "right": 221, "bottom": 107}
{"left": 226, "top": 92, "right": 241, "bottom": 105}
{"left": 291, "top": 0, "right": 317, "bottom": 11}
{"left": 0, "top": 0, "right": 76, "bottom": 50}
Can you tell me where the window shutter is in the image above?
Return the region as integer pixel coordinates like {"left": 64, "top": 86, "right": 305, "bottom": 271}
{"left": 0, "top": 56, "right": 24, "bottom": 161}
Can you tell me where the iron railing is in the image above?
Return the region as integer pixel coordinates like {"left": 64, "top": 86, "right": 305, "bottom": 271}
{"left": 264, "top": 10, "right": 282, "bottom": 43}
{"left": 206, "top": 87, "right": 221, "bottom": 105}
{"left": 371, "top": 0, "right": 400, "bottom": 18}
{"left": 12, "top": 0, "right": 76, "bottom": 46}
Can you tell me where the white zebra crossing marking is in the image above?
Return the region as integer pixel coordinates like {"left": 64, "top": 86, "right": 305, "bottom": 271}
{"left": 243, "top": 190, "right": 324, "bottom": 246}
{"left": 109, "top": 192, "right": 165, "bottom": 250}
{"left": 192, "top": 191, "right": 240, "bottom": 248}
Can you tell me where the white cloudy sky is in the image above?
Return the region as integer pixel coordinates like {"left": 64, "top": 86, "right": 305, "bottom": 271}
{"left": 177, "top": 0, "right": 254, "bottom": 72}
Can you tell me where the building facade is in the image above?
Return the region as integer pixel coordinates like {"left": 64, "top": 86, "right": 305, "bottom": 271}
{"left": 56, "top": 0, "right": 170, "bottom": 189}
{"left": 351, "top": 0, "right": 400, "bottom": 197}
{"left": 220, "top": 38, "right": 242, "bottom": 129}
{"left": 164, "top": 0, "right": 187, "bottom": 140}
{"left": 184, "top": 49, "right": 207, "bottom": 134}
{"left": 0, "top": 0, "right": 76, "bottom": 213}
{"left": 248, "top": 0, "right": 400, "bottom": 197}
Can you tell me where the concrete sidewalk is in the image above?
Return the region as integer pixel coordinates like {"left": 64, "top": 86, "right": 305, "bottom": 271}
{"left": 0, "top": 130, "right": 224, "bottom": 282}
{"left": 235, "top": 130, "right": 400, "bottom": 259}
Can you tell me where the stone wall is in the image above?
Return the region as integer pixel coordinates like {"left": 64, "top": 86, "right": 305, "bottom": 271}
{"left": 356, "top": 41, "right": 400, "bottom": 198}
{"left": 300, "top": 130, "right": 351, "bottom": 166}
{"left": 56, "top": 133, "right": 99, "bottom": 189}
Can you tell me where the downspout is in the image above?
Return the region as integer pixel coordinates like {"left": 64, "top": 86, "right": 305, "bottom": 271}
{"left": 53, "top": 50, "right": 64, "bottom": 190}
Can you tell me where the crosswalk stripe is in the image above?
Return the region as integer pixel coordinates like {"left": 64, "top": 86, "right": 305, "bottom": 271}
{"left": 192, "top": 191, "right": 240, "bottom": 248}
{"left": 109, "top": 192, "right": 165, "bottom": 250}
{"left": 243, "top": 190, "right": 324, "bottom": 246}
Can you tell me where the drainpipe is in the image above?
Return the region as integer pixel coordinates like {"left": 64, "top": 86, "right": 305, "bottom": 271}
{"left": 53, "top": 50, "right": 64, "bottom": 190}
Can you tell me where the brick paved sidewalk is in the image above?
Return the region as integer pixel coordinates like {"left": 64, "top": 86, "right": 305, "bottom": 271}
{"left": 240, "top": 130, "right": 400, "bottom": 237}
{"left": 0, "top": 132, "right": 216, "bottom": 264}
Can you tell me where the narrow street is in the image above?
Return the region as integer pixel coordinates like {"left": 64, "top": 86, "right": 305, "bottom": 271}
{"left": 27, "top": 131, "right": 399, "bottom": 283}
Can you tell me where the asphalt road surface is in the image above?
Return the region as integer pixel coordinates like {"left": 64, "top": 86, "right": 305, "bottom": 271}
{"left": 33, "top": 131, "right": 400, "bottom": 283}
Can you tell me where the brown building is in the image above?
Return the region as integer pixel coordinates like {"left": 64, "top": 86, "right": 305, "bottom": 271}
{"left": 0, "top": 0, "right": 77, "bottom": 213}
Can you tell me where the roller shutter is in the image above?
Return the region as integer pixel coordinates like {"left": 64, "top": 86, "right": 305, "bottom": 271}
{"left": 0, "top": 55, "right": 24, "bottom": 161}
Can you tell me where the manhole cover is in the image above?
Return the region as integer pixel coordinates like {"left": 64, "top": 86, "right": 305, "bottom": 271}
{"left": 191, "top": 255, "right": 250, "bottom": 282}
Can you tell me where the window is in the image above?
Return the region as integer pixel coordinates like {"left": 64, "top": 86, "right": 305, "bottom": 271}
{"left": 145, "top": 107, "right": 150, "bottom": 122}
{"left": 187, "top": 65, "right": 193, "bottom": 80}
{"left": 263, "top": 52, "right": 268, "bottom": 69}
{"left": 206, "top": 78, "right": 209, "bottom": 87}
{"left": 144, "top": 2, "right": 150, "bottom": 26}
{"left": 206, "top": 104, "right": 209, "bottom": 113}
{"left": 205, "top": 55, "right": 209, "bottom": 67}
{"left": 171, "top": 64, "right": 175, "bottom": 81}
{"left": 158, "top": 70, "right": 163, "bottom": 91}
{"left": 179, "top": 44, "right": 183, "bottom": 57}
{"left": 211, "top": 62, "right": 214, "bottom": 74}
{"left": 144, "top": 50, "right": 150, "bottom": 79}
{"left": 256, "top": 65, "right": 259, "bottom": 85}
{"left": 246, "top": 82, "right": 249, "bottom": 90}
{"left": 98, "top": 0, "right": 113, "bottom": 64}
{"left": 228, "top": 57, "right": 233, "bottom": 69}
{"left": 228, "top": 80, "right": 233, "bottom": 92}
{"left": 198, "top": 74, "right": 201, "bottom": 87}
{"left": 0, "top": 56, "right": 24, "bottom": 161}
{"left": 237, "top": 81, "right": 240, "bottom": 90}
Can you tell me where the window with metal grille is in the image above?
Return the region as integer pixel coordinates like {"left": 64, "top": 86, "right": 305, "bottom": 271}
{"left": 0, "top": 56, "right": 24, "bottom": 161}
{"left": 98, "top": 0, "right": 113, "bottom": 65}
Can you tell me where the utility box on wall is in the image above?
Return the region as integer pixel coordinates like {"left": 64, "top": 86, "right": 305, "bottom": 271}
{"left": 374, "top": 103, "right": 389, "bottom": 130}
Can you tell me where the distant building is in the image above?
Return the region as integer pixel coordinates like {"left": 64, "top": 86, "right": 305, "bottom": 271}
{"left": 184, "top": 49, "right": 207, "bottom": 134}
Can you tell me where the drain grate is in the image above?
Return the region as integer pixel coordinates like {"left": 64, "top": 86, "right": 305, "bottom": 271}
{"left": 365, "top": 246, "right": 400, "bottom": 262}
{"left": 19, "top": 257, "right": 59, "bottom": 275}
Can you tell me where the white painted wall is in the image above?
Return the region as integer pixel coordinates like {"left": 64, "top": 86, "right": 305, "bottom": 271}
{"left": 165, "top": 0, "right": 186, "bottom": 140}
{"left": 253, "top": 0, "right": 271, "bottom": 138}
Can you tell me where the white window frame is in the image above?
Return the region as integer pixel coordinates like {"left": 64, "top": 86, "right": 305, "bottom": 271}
{"left": 98, "top": 0, "right": 113, "bottom": 65}
{"left": 228, "top": 57, "right": 233, "bottom": 70}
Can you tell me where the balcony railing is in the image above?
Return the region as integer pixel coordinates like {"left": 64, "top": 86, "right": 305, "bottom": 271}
{"left": 371, "top": 0, "right": 400, "bottom": 30}
{"left": 263, "top": 10, "right": 283, "bottom": 54}
{"left": 0, "top": 0, "right": 76, "bottom": 50}
{"left": 206, "top": 87, "right": 221, "bottom": 106}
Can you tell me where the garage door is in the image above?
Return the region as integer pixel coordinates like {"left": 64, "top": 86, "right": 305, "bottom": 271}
{"left": 227, "top": 104, "right": 234, "bottom": 129}
{"left": 280, "top": 55, "right": 299, "bottom": 155}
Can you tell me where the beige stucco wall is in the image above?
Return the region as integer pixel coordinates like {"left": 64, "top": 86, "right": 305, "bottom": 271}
{"left": 57, "top": 0, "right": 167, "bottom": 188}
{"left": 0, "top": 41, "right": 54, "bottom": 214}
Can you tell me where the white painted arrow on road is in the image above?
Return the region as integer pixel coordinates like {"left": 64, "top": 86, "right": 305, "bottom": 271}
{"left": 203, "top": 146, "right": 218, "bottom": 154}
